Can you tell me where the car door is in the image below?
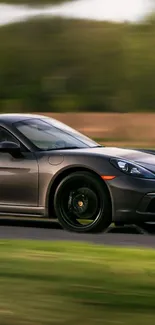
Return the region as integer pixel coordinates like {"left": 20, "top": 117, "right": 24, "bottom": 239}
{"left": 0, "top": 126, "right": 38, "bottom": 208}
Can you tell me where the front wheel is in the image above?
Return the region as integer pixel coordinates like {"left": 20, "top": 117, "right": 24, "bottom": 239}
{"left": 54, "top": 171, "right": 111, "bottom": 233}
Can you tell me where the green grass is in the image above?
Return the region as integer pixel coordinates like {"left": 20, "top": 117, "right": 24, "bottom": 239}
{"left": 0, "top": 240, "right": 155, "bottom": 324}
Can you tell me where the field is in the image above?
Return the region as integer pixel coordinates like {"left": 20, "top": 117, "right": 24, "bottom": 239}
{"left": 40, "top": 112, "right": 155, "bottom": 148}
{"left": 1, "top": 240, "right": 155, "bottom": 325}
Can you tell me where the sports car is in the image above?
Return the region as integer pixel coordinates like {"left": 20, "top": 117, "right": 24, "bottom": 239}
{"left": 0, "top": 113, "right": 155, "bottom": 233}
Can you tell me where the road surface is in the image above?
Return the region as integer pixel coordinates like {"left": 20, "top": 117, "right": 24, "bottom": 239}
{"left": 0, "top": 218, "right": 155, "bottom": 248}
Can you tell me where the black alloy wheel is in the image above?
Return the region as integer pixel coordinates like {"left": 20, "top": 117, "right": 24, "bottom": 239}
{"left": 54, "top": 171, "right": 111, "bottom": 233}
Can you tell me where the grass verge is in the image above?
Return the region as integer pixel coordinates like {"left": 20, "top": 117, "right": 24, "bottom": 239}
{"left": 0, "top": 240, "right": 155, "bottom": 324}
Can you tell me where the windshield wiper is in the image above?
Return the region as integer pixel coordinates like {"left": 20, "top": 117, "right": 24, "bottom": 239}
{"left": 93, "top": 145, "right": 103, "bottom": 147}
{"left": 46, "top": 146, "right": 81, "bottom": 151}
{"left": 45, "top": 145, "right": 103, "bottom": 151}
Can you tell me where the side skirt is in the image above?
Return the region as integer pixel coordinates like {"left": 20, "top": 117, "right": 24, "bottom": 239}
{"left": 0, "top": 205, "right": 46, "bottom": 218}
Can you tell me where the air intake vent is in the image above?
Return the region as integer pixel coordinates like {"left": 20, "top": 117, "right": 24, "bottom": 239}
{"left": 146, "top": 198, "right": 155, "bottom": 213}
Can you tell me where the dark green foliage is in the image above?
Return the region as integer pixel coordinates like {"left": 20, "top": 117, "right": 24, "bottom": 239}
{"left": 0, "top": 0, "right": 69, "bottom": 4}
{"left": 0, "top": 15, "right": 155, "bottom": 112}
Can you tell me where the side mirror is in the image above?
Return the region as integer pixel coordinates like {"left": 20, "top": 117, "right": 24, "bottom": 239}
{"left": 0, "top": 141, "right": 21, "bottom": 155}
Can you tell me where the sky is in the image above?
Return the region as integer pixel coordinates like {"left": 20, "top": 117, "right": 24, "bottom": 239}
{"left": 0, "top": 0, "right": 153, "bottom": 26}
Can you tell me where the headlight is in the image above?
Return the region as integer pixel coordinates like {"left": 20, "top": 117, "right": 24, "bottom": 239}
{"left": 110, "top": 158, "right": 155, "bottom": 179}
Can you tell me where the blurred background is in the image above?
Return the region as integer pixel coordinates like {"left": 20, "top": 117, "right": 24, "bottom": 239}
{"left": 1, "top": 3, "right": 155, "bottom": 325}
{"left": 0, "top": 0, "right": 155, "bottom": 146}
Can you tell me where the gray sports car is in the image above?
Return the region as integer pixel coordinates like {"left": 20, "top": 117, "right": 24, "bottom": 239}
{"left": 0, "top": 113, "right": 155, "bottom": 233}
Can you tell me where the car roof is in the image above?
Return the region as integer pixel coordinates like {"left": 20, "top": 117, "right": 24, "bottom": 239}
{"left": 0, "top": 113, "right": 48, "bottom": 124}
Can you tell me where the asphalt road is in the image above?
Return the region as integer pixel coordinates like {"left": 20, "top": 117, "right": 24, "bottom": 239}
{"left": 0, "top": 218, "right": 155, "bottom": 248}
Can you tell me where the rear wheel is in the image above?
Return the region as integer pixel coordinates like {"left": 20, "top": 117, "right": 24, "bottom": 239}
{"left": 53, "top": 171, "right": 111, "bottom": 233}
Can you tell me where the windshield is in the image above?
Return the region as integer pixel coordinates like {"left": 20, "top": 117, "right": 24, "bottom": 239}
{"left": 14, "top": 117, "right": 100, "bottom": 151}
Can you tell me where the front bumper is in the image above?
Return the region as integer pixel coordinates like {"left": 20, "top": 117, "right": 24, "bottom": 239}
{"left": 107, "top": 176, "right": 155, "bottom": 223}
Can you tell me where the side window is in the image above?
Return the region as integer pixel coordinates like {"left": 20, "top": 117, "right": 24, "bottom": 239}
{"left": 0, "top": 127, "right": 19, "bottom": 144}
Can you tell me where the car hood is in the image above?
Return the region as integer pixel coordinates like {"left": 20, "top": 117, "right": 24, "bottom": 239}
{"left": 65, "top": 146, "right": 155, "bottom": 172}
{"left": 47, "top": 146, "right": 155, "bottom": 172}
{"left": 93, "top": 146, "right": 155, "bottom": 172}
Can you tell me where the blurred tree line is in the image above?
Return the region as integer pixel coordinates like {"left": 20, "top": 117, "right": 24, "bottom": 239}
{"left": 0, "top": 0, "right": 68, "bottom": 4}
{"left": 0, "top": 15, "right": 155, "bottom": 113}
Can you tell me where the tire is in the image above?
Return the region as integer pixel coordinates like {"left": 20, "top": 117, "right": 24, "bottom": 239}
{"left": 53, "top": 171, "right": 111, "bottom": 233}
